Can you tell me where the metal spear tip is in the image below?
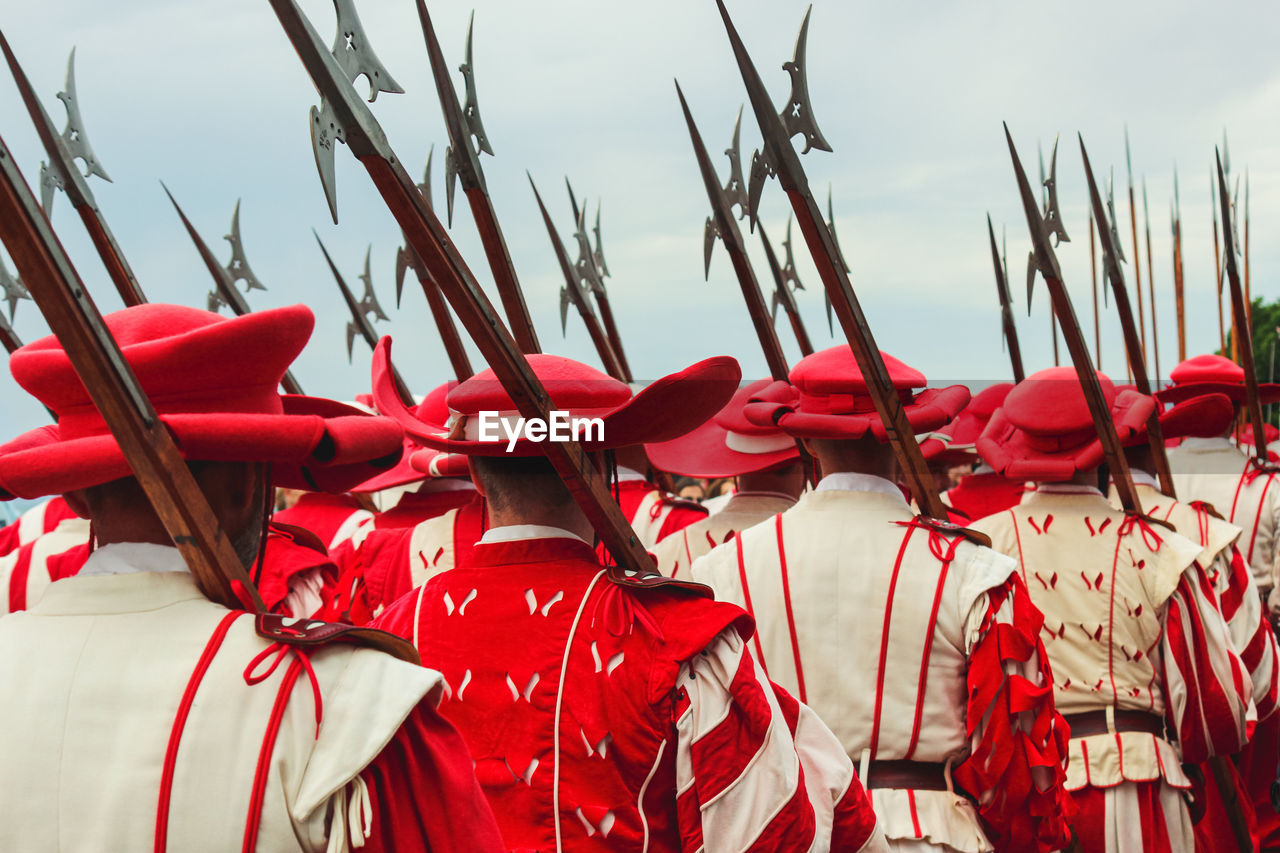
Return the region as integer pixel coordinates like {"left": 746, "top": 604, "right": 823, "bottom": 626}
{"left": 57, "top": 47, "right": 111, "bottom": 184}
{"left": 703, "top": 217, "right": 718, "bottom": 281}
{"left": 780, "top": 5, "right": 832, "bottom": 156}
{"left": 309, "top": 102, "right": 343, "bottom": 225}
{"left": 459, "top": 9, "right": 494, "bottom": 157}
{"left": 330, "top": 0, "right": 405, "bottom": 102}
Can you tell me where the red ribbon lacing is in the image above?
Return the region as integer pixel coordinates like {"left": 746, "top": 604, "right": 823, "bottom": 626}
{"left": 1118, "top": 513, "right": 1165, "bottom": 552}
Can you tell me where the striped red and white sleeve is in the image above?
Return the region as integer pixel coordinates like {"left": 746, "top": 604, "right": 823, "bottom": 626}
{"left": 1215, "top": 543, "right": 1279, "bottom": 720}
{"left": 1160, "top": 561, "right": 1253, "bottom": 763}
{"left": 672, "top": 627, "right": 887, "bottom": 853}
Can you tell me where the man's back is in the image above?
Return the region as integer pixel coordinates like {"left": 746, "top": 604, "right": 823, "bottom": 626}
{"left": 0, "top": 545, "right": 470, "bottom": 852}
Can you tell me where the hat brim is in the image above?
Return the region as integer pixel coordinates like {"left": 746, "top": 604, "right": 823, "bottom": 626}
{"left": 1157, "top": 381, "right": 1280, "bottom": 406}
{"left": 372, "top": 337, "right": 741, "bottom": 456}
{"left": 764, "top": 385, "right": 971, "bottom": 441}
{"left": 0, "top": 396, "right": 404, "bottom": 500}
{"left": 977, "top": 392, "right": 1154, "bottom": 482}
{"left": 1126, "top": 393, "right": 1233, "bottom": 446}
{"left": 645, "top": 415, "right": 800, "bottom": 478}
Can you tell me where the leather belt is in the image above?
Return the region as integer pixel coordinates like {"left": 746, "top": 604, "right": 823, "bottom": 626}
{"left": 1063, "top": 710, "right": 1165, "bottom": 739}
{"left": 863, "top": 760, "right": 949, "bottom": 791}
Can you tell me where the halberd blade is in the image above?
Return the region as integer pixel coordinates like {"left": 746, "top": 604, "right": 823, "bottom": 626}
{"left": 396, "top": 147, "right": 434, "bottom": 307}
{"left": 723, "top": 106, "right": 750, "bottom": 219}
{"left": 357, "top": 245, "right": 390, "bottom": 323}
{"left": 781, "top": 215, "right": 804, "bottom": 292}
{"left": 444, "top": 145, "right": 459, "bottom": 226}
{"left": 559, "top": 286, "right": 570, "bottom": 335}
{"left": 825, "top": 186, "right": 849, "bottom": 274}
{"left": 0, "top": 252, "right": 29, "bottom": 321}
{"left": 592, "top": 202, "right": 610, "bottom": 279}
{"left": 746, "top": 147, "right": 775, "bottom": 229}
{"left": 459, "top": 12, "right": 493, "bottom": 157}
{"left": 309, "top": 0, "right": 403, "bottom": 224}
{"left": 703, "top": 216, "right": 718, "bottom": 280}
{"left": 330, "top": 0, "right": 404, "bottom": 100}
{"left": 1105, "top": 169, "right": 1126, "bottom": 263}
{"left": 568, "top": 187, "right": 606, "bottom": 296}
{"left": 1042, "top": 135, "right": 1069, "bottom": 245}
{"left": 223, "top": 200, "right": 266, "bottom": 294}
{"left": 780, "top": 6, "right": 831, "bottom": 155}
{"left": 345, "top": 321, "right": 359, "bottom": 361}
{"left": 40, "top": 48, "right": 113, "bottom": 216}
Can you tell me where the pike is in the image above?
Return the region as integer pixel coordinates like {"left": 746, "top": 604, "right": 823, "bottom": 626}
{"left": 1218, "top": 149, "right": 1268, "bottom": 468}
{"left": 160, "top": 185, "right": 304, "bottom": 396}
{"left": 1081, "top": 138, "right": 1174, "bottom": 496}
{"left": 676, "top": 82, "right": 791, "bottom": 381}
{"left": 1244, "top": 170, "right": 1251, "bottom": 326}
{"left": 1006, "top": 125, "right": 1141, "bottom": 513}
{"left": 987, "top": 214, "right": 1025, "bottom": 382}
{"left": 1143, "top": 178, "right": 1160, "bottom": 383}
{"left": 566, "top": 180, "right": 632, "bottom": 381}
{"left": 1038, "top": 140, "right": 1065, "bottom": 366}
{"left": 1124, "top": 128, "right": 1148, "bottom": 365}
{"left": 715, "top": 1, "right": 946, "bottom": 518}
{"left": 416, "top": 5, "right": 540, "bottom": 354}
{"left": 0, "top": 251, "right": 30, "bottom": 321}
{"left": 529, "top": 175, "right": 627, "bottom": 381}
{"left": 265, "top": 0, "right": 663, "bottom": 577}
{"left": 759, "top": 219, "right": 814, "bottom": 357}
{"left": 0, "top": 131, "right": 263, "bottom": 612}
{"left": 0, "top": 35, "right": 146, "bottom": 307}
{"left": 314, "top": 233, "right": 414, "bottom": 405}
{"left": 1212, "top": 172, "right": 1226, "bottom": 356}
{"left": 1172, "top": 166, "right": 1186, "bottom": 362}
{"left": 394, "top": 149, "right": 473, "bottom": 382}
{"left": 1104, "top": 170, "right": 1130, "bottom": 380}
{"left": 1089, "top": 206, "right": 1102, "bottom": 369}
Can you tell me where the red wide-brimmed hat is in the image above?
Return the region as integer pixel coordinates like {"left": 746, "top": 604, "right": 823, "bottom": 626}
{"left": 1157, "top": 353, "right": 1280, "bottom": 406}
{"left": 371, "top": 338, "right": 741, "bottom": 457}
{"left": 977, "top": 367, "right": 1155, "bottom": 481}
{"left": 741, "top": 346, "right": 970, "bottom": 441}
{"left": 645, "top": 378, "right": 801, "bottom": 478}
{"left": 353, "top": 381, "right": 468, "bottom": 492}
{"left": 920, "top": 382, "right": 1013, "bottom": 465}
{"left": 0, "top": 304, "right": 404, "bottom": 500}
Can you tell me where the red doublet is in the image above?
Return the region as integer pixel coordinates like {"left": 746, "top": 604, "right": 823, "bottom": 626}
{"left": 372, "top": 487, "right": 476, "bottom": 530}
{"left": 613, "top": 479, "right": 706, "bottom": 547}
{"left": 944, "top": 472, "right": 1028, "bottom": 522}
{"left": 273, "top": 492, "right": 370, "bottom": 550}
{"left": 377, "top": 537, "right": 768, "bottom": 850}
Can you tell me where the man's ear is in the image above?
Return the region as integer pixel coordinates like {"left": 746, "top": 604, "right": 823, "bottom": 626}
{"left": 62, "top": 490, "right": 91, "bottom": 520}
{"left": 467, "top": 458, "right": 487, "bottom": 497}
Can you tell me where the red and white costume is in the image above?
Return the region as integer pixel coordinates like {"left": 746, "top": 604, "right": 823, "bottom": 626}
{"left": 0, "top": 544, "right": 500, "bottom": 851}
{"left": 0, "top": 304, "right": 503, "bottom": 850}
{"left": 0, "top": 495, "right": 79, "bottom": 556}
{"left": 694, "top": 474, "right": 1071, "bottom": 852}
{"left": 923, "top": 384, "right": 1030, "bottom": 523}
{"left": 0, "top": 512, "right": 89, "bottom": 613}
{"left": 273, "top": 491, "right": 373, "bottom": 551}
{"left": 975, "top": 368, "right": 1253, "bottom": 851}
{"left": 653, "top": 490, "right": 795, "bottom": 579}
{"left": 375, "top": 527, "right": 886, "bottom": 852}
{"left": 942, "top": 467, "right": 1029, "bottom": 522}
{"left": 613, "top": 468, "right": 707, "bottom": 549}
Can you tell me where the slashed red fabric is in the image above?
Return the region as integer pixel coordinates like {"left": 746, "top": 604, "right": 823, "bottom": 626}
{"left": 944, "top": 472, "right": 1029, "bottom": 523}
{"left": 954, "top": 570, "right": 1074, "bottom": 853}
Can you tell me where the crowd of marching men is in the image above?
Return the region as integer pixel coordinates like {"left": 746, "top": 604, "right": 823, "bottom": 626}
{"left": 1, "top": 299, "right": 1279, "bottom": 852}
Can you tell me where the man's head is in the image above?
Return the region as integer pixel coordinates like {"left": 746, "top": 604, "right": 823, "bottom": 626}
{"left": 802, "top": 435, "right": 895, "bottom": 481}
{"left": 468, "top": 454, "right": 592, "bottom": 542}
{"left": 64, "top": 461, "right": 271, "bottom": 568}
{"left": 736, "top": 460, "right": 807, "bottom": 499}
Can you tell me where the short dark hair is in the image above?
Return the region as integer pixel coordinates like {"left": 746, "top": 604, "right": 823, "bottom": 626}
{"left": 469, "top": 454, "right": 574, "bottom": 516}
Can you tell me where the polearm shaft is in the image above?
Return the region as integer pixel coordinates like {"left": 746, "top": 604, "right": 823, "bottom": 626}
{"left": 161, "top": 185, "right": 304, "bottom": 396}
{"left": 529, "top": 177, "right": 627, "bottom": 380}
{"left": 1089, "top": 207, "right": 1102, "bottom": 369}
{"left": 414, "top": 2, "right": 539, "bottom": 354}
{"left": 266, "top": 0, "right": 663, "bottom": 577}
{"left": 676, "top": 83, "right": 790, "bottom": 382}
{"left": 987, "top": 214, "right": 1024, "bottom": 382}
{"left": 1051, "top": 311, "right": 1060, "bottom": 366}
{"left": 1082, "top": 138, "right": 1174, "bottom": 497}
{"left": 1143, "top": 179, "right": 1160, "bottom": 383}
{"left": 1173, "top": 170, "right": 1186, "bottom": 362}
{"left": 0, "top": 132, "right": 262, "bottom": 612}
{"left": 1218, "top": 150, "right": 1268, "bottom": 467}
{"left": 0, "top": 33, "right": 147, "bottom": 308}
{"left": 1007, "top": 125, "right": 1142, "bottom": 514}
{"left": 1244, "top": 172, "right": 1251, "bottom": 327}
{"left": 715, "top": 0, "right": 945, "bottom": 518}
{"left": 758, "top": 223, "right": 814, "bottom": 356}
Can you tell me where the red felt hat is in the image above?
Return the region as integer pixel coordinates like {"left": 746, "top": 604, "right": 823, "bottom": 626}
{"left": 741, "top": 345, "right": 970, "bottom": 441}
{"left": 644, "top": 378, "right": 801, "bottom": 477}
{"left": 977, "top": 367, "right": 1155, "bottom": 481}
{"left": 371, "top": 338, "right": 741, "bottom": 457}
{"left": 1157, "top": 353, "right": 1280, "bottom": 405}
{"left": 352, "top": 381, "right": 468, "bottom": 492}
{"left": 920, "top": 382, "right": 1013, "bottom": 464}
{"left": 0, "top": 304, "right": 404, "bottom": 500}
{"left": 1237, "top": 422, "right": 1280, "bottom": 447}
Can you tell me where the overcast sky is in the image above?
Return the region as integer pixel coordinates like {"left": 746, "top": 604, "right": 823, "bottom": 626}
{"left": 0, "top": 0, "right": 1278, "bottom": 448}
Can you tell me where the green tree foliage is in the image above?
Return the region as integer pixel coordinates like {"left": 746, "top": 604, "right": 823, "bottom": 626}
{"left": 1224, "top": 297, "right": 1280, "bottom": 426}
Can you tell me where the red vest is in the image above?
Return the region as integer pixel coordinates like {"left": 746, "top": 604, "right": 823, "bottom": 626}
{"left": 412, "top": 537, "right": 747, "bottom": 851}
{"left": 945, "top": 472, "right": 1027, "bottom": 522}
